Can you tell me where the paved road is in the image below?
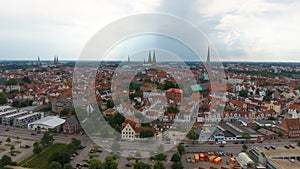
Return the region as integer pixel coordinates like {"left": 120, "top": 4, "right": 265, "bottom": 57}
{"left": 0, "top": 125, "right": 90, "bottom": 144}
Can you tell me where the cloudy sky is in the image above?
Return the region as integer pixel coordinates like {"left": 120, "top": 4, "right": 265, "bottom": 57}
{"left": 0, "top": 0, "right": 299, "bottom": 62}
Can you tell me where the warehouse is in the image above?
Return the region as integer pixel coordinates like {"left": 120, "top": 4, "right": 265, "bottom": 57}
{"left": 236, "top": 152, "right": 255, "bottom": 169}
{"left": 28, "top": 116, "right": 65, "bottom": 132}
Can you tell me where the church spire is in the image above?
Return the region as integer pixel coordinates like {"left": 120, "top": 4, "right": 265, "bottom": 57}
{"left": 152, "top": 50, "right": 156, "bottom": 63}
{"left": 148, "top": 50, "right": 152, "bottom": 63}
{"left": 128, "top": 55, "right": 130, "bottom": 63}
{"left": 206, "top": 46, "right": 211, "bottom": 65}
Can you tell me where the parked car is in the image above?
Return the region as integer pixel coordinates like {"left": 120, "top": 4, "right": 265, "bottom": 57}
{"left": 265, "top": 146, "right": 270, "bottom": 150}
{"left": 79, "top": 145, "right": 86, "bottom": 149}
{"left": 76, "top": 163, "right": 83, "bottom": 167}
{"left": 270, "top": 146, "right": 276, "bottom": 150}
{"left": 284, "top": 145, "right": 290, "bottom": 149}
{"left": 257, "top": 140, "right": 263, "bottom": 143}
{"left": 82, "top": 163, "right": 89, "bottom": 167}
{"left": 289, "top": 144, "right": 295, "bottom": 149}
{"left": 125, "top": 163, "right": 132, "bottom": 167}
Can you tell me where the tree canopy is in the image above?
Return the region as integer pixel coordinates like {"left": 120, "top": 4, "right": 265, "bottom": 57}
{"left": 187, "top": 129, "right": 199, "bottom": 141}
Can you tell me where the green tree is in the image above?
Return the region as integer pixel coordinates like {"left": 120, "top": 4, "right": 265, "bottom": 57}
{"left": 33, "top": 145, "right": 43, "bottom": 155}
{"left": 89, "top": 159, "right": 102, "bottom": 169}
{"left": 297, "top": 140, "right": 300, "bottom": 147}
{"left": 177, "top": 144, "right": 185, "bottom": 156}
{"left": 153, "top": 161, "right": 166, "bottom": 169}
{"left": 60, "top": 109, "right": 69, "bottom": 117}
{"left": 187, "top": 129, "right": 199, "bottom": 141}
{"left": 63, "top": 164, "right": 73, "bottom": 169}
{"left": 242, "top": 132, "right": 251, "bottom": 143}
{"left": 107, "top": 100, "right": 115, "bottom": 109}
{"left": 48, "top": 161, "right": 62, "bottom": 169}
{"left": 167, "top": 107, "right": 179, "bottom": 114}
{"left": 5, "top": 79, "right": 17, "bottom": 86}
{"left": 171, "top": 152, "right": 181, "bottom": 162}
{"left": 0, "top": 92, "right": 7, "bottom": 105}
{"left": 140, "top": 130, "right": 154, "bottom": 138}
{"left": 114, "top": 113, "right": 125, "bottom": 125}
{"left": 0, "top": 155, "right": 13, "bottom": 167}
{"left": 242, "top": 144, "right": 248, "bottom": 152}
{"left": 66, "top": 143, "right": 76, "bottom": 154}
{"left": 171, "top": 161, "right": 183, "bottom": 169}
{"left": 239, "top": 90, "right": 248, "bottom": 97}
{"left": 10, "top": 145, "right": 15, "bottom": 151}
{"left": 102, "top": 156, "right": 118, "bottom": 169}
{"left": 162, "top": 80, "right": 178, "bottom": 90}
{"left": 6, "top": 137, "right": 11, "bottom": 143}
{"left": 22, "top": 76, "right": 31, "bottom": 84}
{"left": 41, "top": 131, "right": 54, "bottom": 147}
{"left": 153, "top": 153, "right": 167, "bottom": 161}
{"left": 48, "top": 152, "right": 70, "bottom": 166}
{"left": 71, "top": 138, "right": 81, "bottom": 148}
{"left": 133, "top": 161, "right": 151, "bottom": 169}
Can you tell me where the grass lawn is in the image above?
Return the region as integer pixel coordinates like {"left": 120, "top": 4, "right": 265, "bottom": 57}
{"left": 0, "top": 147, "right": 5, "bottom": 152}
{"left": 19, "top": 143, "right": 67, "bottom": 169}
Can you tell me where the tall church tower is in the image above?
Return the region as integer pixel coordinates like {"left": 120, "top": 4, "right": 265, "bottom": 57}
{"left": 148, "top": 51, "right": 152, "bottom": 63}
{"left": 152, "top": 50, "right": 156, "bottom": 67}
{"left": 206, "top": 46, "right": 211, "bottom": 65}
{"left": 38, "top": 57, "right": 41, "bottom": 71}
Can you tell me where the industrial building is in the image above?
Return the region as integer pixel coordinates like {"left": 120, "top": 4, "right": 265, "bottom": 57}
{"left": 250, "top": 146, "right": 300, "bottom": 169}
{"left": 235, "top": 152, "right": 255, "bottom": 169}
{"left": 28, "top": 116, "right": 65, "bottom": 132}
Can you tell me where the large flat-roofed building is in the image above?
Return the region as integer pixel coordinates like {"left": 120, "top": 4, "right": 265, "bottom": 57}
{"left": 2, "top": 111, "right": 28, "bottom": 125}
{"left": 14, "top": 112, "right": 43, "bottom": 128}
{"left": 28, "top": 116, "right": 65, "bottom": 132}
{"left": 250, "top": 146, "right": 300, "bottom": 169}
{"left": 236, "top": 152, "right": 255, "bottom": 169}
{"left": 218, "top": 121, "right": 259, "bottom": 141}
{"left": 0, "top": 109, "right": 18, "bottom": 121}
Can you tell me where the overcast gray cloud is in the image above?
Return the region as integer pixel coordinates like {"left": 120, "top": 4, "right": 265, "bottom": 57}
{"left": 0, "top": 0, "right": 299, "bottom": 61}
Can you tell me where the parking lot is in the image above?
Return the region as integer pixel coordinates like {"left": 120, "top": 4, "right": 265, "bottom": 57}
{"left": 0, "top": 136, "right": 34, "bottom": 163}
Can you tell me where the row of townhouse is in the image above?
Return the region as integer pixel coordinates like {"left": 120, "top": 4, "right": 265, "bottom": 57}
{"left": 0, "top": 106, "right": 43, "bottom": 127}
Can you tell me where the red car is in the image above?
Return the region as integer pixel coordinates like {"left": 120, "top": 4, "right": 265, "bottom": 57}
{"left": 207, "top": 142, "right": 214, "bottom": 145}
{"left": 257, "top": 140, "right": 263, "bottom": 143}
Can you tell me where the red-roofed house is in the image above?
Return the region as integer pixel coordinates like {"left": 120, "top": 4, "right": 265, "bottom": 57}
{"left": 166, "top": 88, "right": 182, "bottom": 106}
{"left": 280, "top": 118, "right": 300, "bottom": 138}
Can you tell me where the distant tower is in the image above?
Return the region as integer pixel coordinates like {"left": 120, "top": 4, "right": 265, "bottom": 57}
{"left": 128, "top": 55, "right": 130, "bottom": 63}
{"left": 38, "top": 57, "right": 41, "bottom": 71}
{"left": 206, "top": 46, "right": 211, "bottom": 65}
{"left": 152, "top": 50, "right": 156, "bottom": 67}
{"left": 54, "top": 55, "right": 59, "bottom": 66}
{"left": 152, "top": 50, "right": 156, "bottom": 63}
{"left": 148, "top": 51, "right": 152, "bottom": 63}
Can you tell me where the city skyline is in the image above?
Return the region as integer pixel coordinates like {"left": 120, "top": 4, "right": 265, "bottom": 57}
{"left": 0, "top": 0, "right": 300, "bottom": 62}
